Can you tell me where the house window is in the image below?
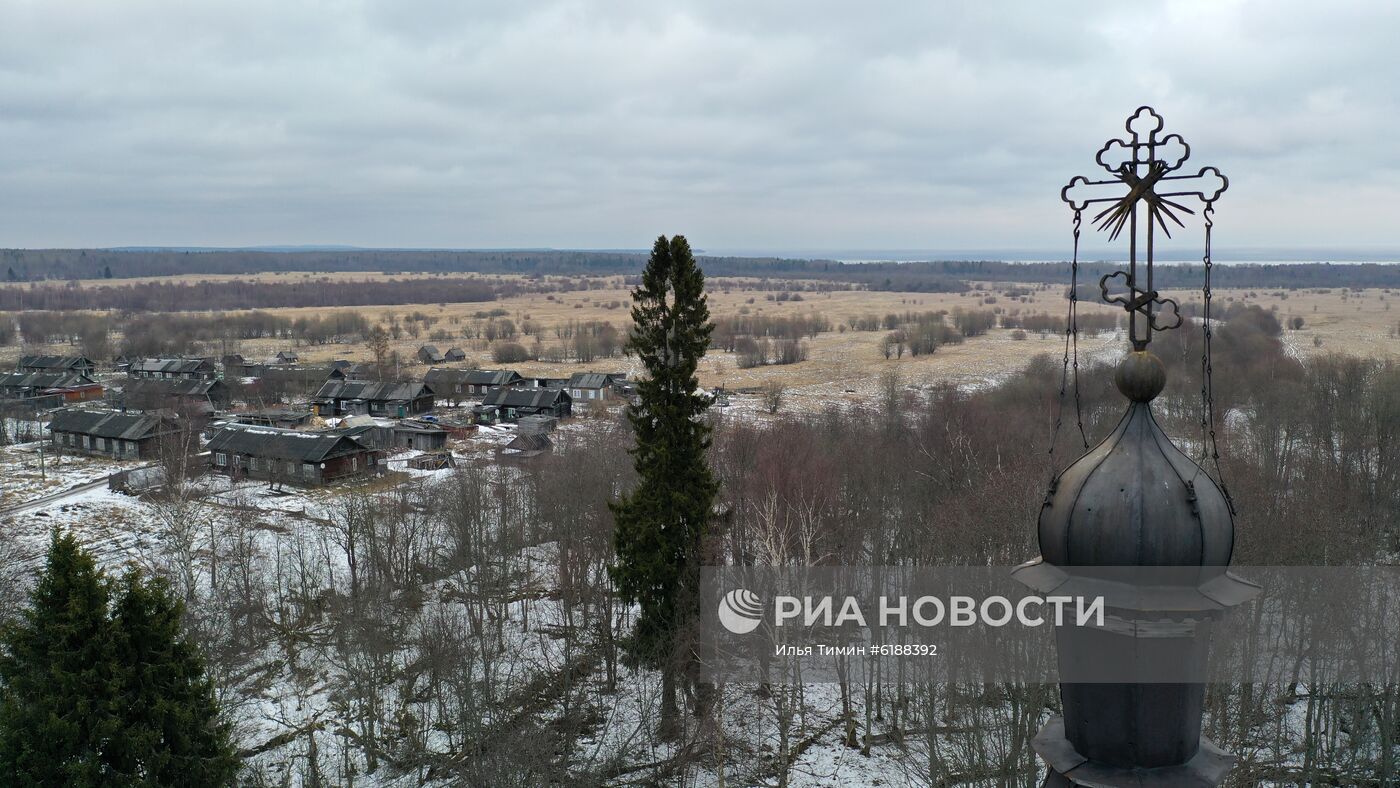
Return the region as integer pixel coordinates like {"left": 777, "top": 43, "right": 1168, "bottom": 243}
{"left": 215, "top": 453, "right": 227, "bottom": 466}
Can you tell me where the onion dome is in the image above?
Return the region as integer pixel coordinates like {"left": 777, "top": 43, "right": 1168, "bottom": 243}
{"left": 1037, "top": 351, "right": 1234, "bottom": 568}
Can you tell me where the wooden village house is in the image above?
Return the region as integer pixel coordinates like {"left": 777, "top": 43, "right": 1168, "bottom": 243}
{"left": 128, "top": 357, "right": 219, "bottom": 381}
{"left": 48, "top": 409, "right": 178, "bottom": 460}
{"left": 251, "top": 364, "right": 339, "bottom": 393}
{"left": 16, "top": 355, "right": 97, "bottom": 375}
{"left": 221, "top": 354, "right": 250, "bottom": 377}
{"left": 566, "top": 372, "right": 624, "bottom": 403}
{"left": 475, "top": 386, "right": 571, "bottom": 424}
{"left": 326, "top": 362, "right": 370, "bottom": 381}
{"left": 417, "top": 345, "right": 446, "bottom": 364}
{"left": 422, "top": 368, "right": 472, "bottom": 405}
{"left": 232, "top": 408, "right": 314, "bottom": 429}
{"left": 464, "top": 369, "right": 524, "bottom": 396}
{"left": 424, "top": 368, "right": 523, "bottom": 403}
{"left": 0, "top": 371, "right": 104, "bottom": 404}
{"left": 334, "top": 415, "right": 449, "bottom": 452}
{"left": 207, "top": 425, "right": 382, "bottom": 486}
{"left": 312, "top": 380, "right": 434, "bottom": 418}
{"left": 118, "top": 378, "right": 230, "bottom": 413}
{"left": 526, "top": 376, "right": 570, "bottom": 390}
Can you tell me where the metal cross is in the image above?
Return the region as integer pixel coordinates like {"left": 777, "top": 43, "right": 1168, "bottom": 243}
{"left": 1061, "top": 106, "right": 1228, "bottom": 350}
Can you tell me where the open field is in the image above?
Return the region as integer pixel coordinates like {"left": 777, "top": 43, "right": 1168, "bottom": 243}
{"left": 3, "top": 277, "right": 1399, "bottom": 412}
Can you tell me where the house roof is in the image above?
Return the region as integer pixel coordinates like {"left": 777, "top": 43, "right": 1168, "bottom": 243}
{"left": 120, "top": 377, "right": 223, "bottom": 398}
{"left": 326, "top": 364, "right": 370, "bottom": 380}
{"left": 465, "top": 369, "right": 521, "bottom": 386}
{"left": 418, "top": 345, "right": 445, "bottom": 361}
{"left": 394, "top": 419, "right": 447, "bottom": 435}
{"left": 424, "top": 368, "right": 473, "bottom": 387}
{"left": 235, "top": 408, "right": 312, "bottom": 423}
{"left": 567, "top": 372, "right": 618, "bottom": 390}
{"left": 504, "top": 433, "right": 553, "bottom": 453}
{"left": 49, "top": 409, "right": 170, "bottom": 441}
{"left": 129, "top": 357, "right": 215, "bottom": 375}
{"left": 207, "top": 425, "right": 374, "bottom": 462}
{"left": 483, "top": 386, "right": 570, "bottom": 408}
{"left": 256, "top": 364, "right": 334, "bottom": 383}
{"left": 314, "top": 380, "right": 431, "bottom": 403}
{"left": 18, "top": 355, "right": 93, "bottom": 371}
{"left": 0, "top": 371, "right": 99, "bottom": 390}
{"left": 445, "top": 347, "right": 466, "bottom": 357}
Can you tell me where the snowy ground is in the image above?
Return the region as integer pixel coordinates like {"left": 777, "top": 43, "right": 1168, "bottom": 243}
{"left": 0, "top": 447, "right": 1043, "bottom": 787}
{"left": 0, "top": 441, "right": 147, "bottom": 511}
{"left": 0, "top": 408, "right": 1348, "bottom": 786}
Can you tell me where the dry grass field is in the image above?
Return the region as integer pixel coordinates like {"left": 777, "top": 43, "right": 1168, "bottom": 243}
{"left": 4, "top": 274, "right": 1398, "bottom": 411}
{"left": 0, "top": 270, "right": 505, "bottom": 289}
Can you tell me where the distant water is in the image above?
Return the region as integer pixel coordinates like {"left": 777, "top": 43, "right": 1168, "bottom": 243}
{"left": 834, "top": 258, "right": 1400, "bottom": 266}
{"left": 705, "top": 248, "right": 1400, "bottom": 265}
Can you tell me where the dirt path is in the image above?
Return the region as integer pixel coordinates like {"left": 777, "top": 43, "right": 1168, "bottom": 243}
{"left": 0, "top": 477, "right": 111, "bottom": 518}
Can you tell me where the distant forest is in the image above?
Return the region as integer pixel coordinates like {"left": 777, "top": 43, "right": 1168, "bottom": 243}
{"left": 0, "top": 277, "right": 500, "bottom": 312}
{"left": 5, "top": 248, "right": 1400, "bottom": 292}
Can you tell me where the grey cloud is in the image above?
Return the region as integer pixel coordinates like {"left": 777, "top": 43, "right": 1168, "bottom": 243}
{"left": 0, "top": 0, "right": 1397, "bottom": 252}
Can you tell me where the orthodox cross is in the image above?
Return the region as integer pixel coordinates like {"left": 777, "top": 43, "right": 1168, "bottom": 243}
{"left": 1062, "top": 106, "right": 1228, "bottom": 350}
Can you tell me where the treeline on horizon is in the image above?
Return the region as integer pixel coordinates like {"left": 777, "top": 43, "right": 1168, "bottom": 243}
{"left": 6, "top": 248, "right": 1400, "bottom": 293}
{"left": 0, "top": 276, "right": 500, "bottom": 312}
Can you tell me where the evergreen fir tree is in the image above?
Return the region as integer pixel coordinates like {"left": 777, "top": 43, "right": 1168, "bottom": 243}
{"left": 609, "top": 234, "right": 717, "bottom": 738}
{"left": 0, "top": 529, "right": 120, "bottom": 785}
{"left": 107, "top": 570, "right": 238, "bottom": 785}
{"left": 0, "top": 531, "right": 238, "bottom": 786}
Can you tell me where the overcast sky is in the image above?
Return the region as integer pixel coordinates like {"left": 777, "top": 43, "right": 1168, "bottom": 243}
{"left": 2, "top": 1, "right": 1398, "bottom": 255}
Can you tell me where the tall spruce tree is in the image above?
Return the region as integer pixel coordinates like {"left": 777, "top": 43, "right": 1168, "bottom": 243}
{"left": 107, "top": 570, "right": 238, "bottom": 785}
{"left": 0, "top": 529, "right": 120, "bottom": 785}
{"left": 0, "top": 530, "right": 237, "bottom": 786}
{"left": 610, "top": 234, "right": 717, "bottom": 739}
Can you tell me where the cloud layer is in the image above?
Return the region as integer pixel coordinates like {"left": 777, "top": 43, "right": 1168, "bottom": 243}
{"left": 2, "top": 1, "right": 1397, "bottom": 253}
